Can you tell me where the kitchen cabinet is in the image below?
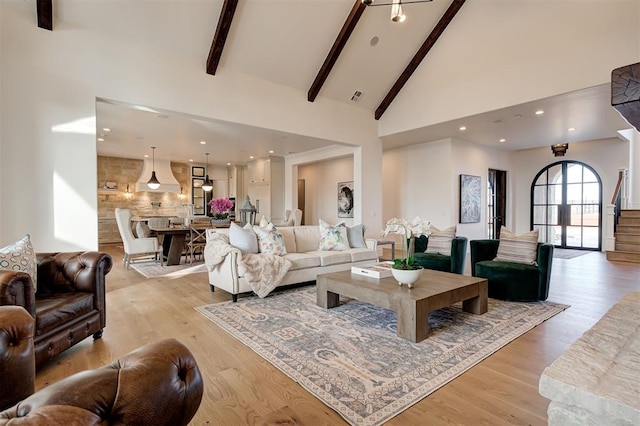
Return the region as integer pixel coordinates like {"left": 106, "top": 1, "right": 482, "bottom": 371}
{"left": 247, "top": 157, "right": 284, "bottom": 223}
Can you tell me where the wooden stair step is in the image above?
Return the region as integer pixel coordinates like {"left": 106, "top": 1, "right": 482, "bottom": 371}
{"left": 606, "top": 250, "right": 640, "bottom": 264}
{"left": 615, "top": 233, "right": 640, "bottom": 243}
{"left": 614, "top": 242, "right": 640, "bottom": 252}
{"left": 616, "top": 224, "right": 640, "bottom": 234}
{"left": 619, "top": 209, "right": 640, "bottom": 218}
{"left": 618, "top": 217, "right": 640, "bottom": 226}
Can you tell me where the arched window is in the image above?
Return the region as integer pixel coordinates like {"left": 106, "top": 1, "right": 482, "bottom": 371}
{"left": 531, "top": 161, "right": 601, "bottom": 250}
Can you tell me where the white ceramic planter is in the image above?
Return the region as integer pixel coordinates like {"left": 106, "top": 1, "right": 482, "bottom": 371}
{"left": 391, "top": 266, "right": 423, "bottom": 288}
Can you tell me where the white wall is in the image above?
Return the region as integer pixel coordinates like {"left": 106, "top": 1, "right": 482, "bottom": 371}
{"left": 379, "top": 1, "right": 640, "bottom": 136}
{"left": 511, "top": 137, "right": 630, "bottom": 242}
{"left": 382, "top": 139, "right": 511, "bottom": 244}
{"left": 298, "top": 156, "right": 354, "bottom": 227}
{"left": 451, "top": 139, "right": 512, "bottom": 241}
{"left": 0, "top": 2, "right": 382, "bottom": 251}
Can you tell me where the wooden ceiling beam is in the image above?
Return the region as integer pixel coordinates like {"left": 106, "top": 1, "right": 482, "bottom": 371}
{"left": 375, "top": 0, "right": 466, "bottom": 120}
{"left": 37, "top": 0, "right": 53, "bottom": 31}
{"left": 207, "top": 0, "right": 239, "bottom": 75}
{"left": 308, "top": 1, "right": 367, "bottom": 102}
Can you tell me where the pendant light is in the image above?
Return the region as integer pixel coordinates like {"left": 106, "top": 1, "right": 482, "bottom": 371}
{"left": 146, "top": 146, "right": 161, "bottom": 189}
{"left": 202, "top": 152, "right": 213, "bottom": 192}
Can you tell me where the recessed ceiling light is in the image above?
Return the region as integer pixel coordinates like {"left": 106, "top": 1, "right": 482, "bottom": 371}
{"left": 144, "top": 154, "right": 149, "bottom": 158}
{"left": 535, "top": 110, "right": 544, "bottom": 115}
{"left": 459, "top": 126, "right": 467, "bottom": 131}
{"left": 249, "top": 156, "right": 254, "bottom": 159}
{"left": 568, "top": 127, "right": 576, "bottom": 132}
{"left": 97, "top": 138, "right": 104, "bottom": 142}
{"left": 200, "top": 141, "right": 206, "bottom": 145}
{"left": 499, "top": 138, "right": 506, "bottom": 143}
{"left": 226, "top": 162, "right": 231, "bottom": 166}
{"left": 102, "top": 128, "right": 111, "bottom": 132}
{"left": 269, "top": 150, "right": 274, "bottom": 154}
{"left": 189, "top": 159, "right": 194, "bottom": 162}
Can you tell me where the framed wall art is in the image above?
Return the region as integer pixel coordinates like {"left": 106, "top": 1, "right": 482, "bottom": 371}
{"left": 337, "top": 181, "right": 354, "bottom": 218}
{"left": 459, "top": 174, "right": 481, "bottom": 223}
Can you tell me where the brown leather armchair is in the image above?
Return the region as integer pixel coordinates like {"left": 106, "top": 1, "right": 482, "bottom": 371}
{"left": 0, "top": 251, "right": 112, "bottom": 367}
{"left": 0, "top": 307, "right": 203, "bottom": 424}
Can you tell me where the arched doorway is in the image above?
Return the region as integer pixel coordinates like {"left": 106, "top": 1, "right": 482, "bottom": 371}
{"left": 531, "top": 161, "right": 602, "bottom": 250}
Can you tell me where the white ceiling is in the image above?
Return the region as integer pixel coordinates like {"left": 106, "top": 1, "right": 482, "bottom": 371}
{"left": 58, "top": 0, "right": 629, "bottom": 163}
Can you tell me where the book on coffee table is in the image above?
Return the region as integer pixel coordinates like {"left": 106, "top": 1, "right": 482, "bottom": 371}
{"left": 351, "top": 261, "right": 394, "bottom": 279}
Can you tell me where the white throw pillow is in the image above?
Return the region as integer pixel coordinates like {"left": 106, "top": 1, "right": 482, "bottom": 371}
{"left": 346, "top": 224, "right": 366, "bottom": 248}
{"left": 425, "top": 225, "right": 456, "bottom": 255}
{"left": 494, "top": 226, "right": 539, "bottom": 265}
{"left": 253, "top": 224, "right": 287, "bottom": 256}
{"left": 229, "top": 222, "right": 259, "bottom": 254}
{"left": 0, "top": 234, "right": 37, "bottom": 291}
{"left": 318, "top": 219, "right": 349, "bottom": 251}
{"left": 259, "top": 215, "right": 269, "bottom": 228}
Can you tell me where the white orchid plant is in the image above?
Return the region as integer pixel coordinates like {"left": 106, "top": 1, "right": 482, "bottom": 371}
{"left": 381, "top": 216, "right": 431, "bottom": 270}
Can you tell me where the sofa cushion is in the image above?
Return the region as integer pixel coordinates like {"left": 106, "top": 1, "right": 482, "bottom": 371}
{"left": 495, "top": 227, "right": 539, "bottom": 265}
{"left": 294, "top": 227, "right": 320, "bottom": 253}
{"left": 318, "top": 219, "right": 349, "bottom": 251}
{"left": 278, "top": 227, "right": 297, "bottom": 253}
{"left": 229, "top": 222, "right": 258, "bottom": 254}
{"left": 475, "top": 260, "right": 540, "bottom": 301}
{"left": 307, "top": 250, "right": 352, "bottom": 266}
{"left": 253, "top": 225, "right": 287, "bottom": 256}
{"left": 425, "top": 225, "right": 456, "bottom": 255}
{"left": 0, "top": 234, "right": 37, "bottom": 292}
{"left": 414, "top": 252, "right": 451, "bottom": 273}
{"left": 283, "top": 253, "right": 321, "bottom": 271}
{"left": 35, "top": 292, "right": 94, "bottom": 337}
{"left": 348, "top": 248, "right": 378, "bottom": 263}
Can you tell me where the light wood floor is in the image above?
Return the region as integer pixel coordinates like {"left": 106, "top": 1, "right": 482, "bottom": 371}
{"left": 35, "top": 246, "right": 640, "bottom": 425}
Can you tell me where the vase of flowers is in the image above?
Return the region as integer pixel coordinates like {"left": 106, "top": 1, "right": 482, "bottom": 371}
{"left": 381, "top": 216, "right": 431, "bottom": 288}
{"left": 209, "top": 197, "right": 234, "bottom": 225}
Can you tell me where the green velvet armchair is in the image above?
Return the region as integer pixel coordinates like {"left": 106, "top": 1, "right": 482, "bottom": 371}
{"left": 470, "top": 239, "right": 554, "bottom": 301}
{"left": 412, "top": 235, "right": 468, "bottom": 275}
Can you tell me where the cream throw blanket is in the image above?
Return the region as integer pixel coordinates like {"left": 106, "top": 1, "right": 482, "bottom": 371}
{"left": 204, "top": 233, "right": 292, "bottom": 298}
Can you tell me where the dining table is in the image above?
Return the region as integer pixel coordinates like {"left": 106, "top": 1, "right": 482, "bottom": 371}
{"left": 148, "top": 224, "right": 210, "bottom": 266}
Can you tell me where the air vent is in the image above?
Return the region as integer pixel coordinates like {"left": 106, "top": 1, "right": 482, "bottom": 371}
{"left": 351, "top": 91, "right": 363, "bottom": 102}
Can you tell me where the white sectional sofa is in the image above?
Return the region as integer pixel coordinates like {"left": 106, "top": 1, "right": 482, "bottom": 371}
{"left": 204, "top": 225, "right": 378, "bottom": 302}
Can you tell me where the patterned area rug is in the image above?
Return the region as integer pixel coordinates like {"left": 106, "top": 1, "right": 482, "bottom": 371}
{"left": 131, "top": 261, "right": 206, "bottom": 279}
{"left": 196, "top": 287, "right": 568, "bottom": 425}
{"left": 553, "top": 248, "right": 594, "bottom": 259}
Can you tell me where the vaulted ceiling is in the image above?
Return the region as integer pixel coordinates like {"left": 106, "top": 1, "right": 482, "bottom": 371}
{"left": 33, "top": 0, "right": 632, "bottom": 164}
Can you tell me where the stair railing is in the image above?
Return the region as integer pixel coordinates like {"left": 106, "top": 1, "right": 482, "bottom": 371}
{"left": 605, "top": 168, "right": 629, "bottom": 251}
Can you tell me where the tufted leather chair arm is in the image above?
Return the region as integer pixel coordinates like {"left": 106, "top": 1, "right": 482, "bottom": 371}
{"left": 0, "top": 271, "right": 36, "bottom": 317}
{"left": 0, "top": 338, "right": 203, "bottom": 425}
{"left": 0, "top": 306, "right": 35, "bottom": 411}
{"left": 36, "top": 252, "right": 113, "bottom": 294}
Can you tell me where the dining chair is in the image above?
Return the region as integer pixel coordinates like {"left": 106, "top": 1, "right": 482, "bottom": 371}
{"left": 186, "top": 225, "right": 207, "bottom": 265}
{"left": 114, "top": 208, "right": 162, "bottom": 269}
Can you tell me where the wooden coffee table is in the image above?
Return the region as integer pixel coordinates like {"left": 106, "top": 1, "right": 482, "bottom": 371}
{"left": 316, "top": 269, "right": 488, "bottom": 343}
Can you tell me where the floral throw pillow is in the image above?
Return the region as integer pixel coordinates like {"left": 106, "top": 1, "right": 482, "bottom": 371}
{"left": 318, "top": 219, "right": 349, "bottom": 251}
{"left": 425, "top": 225, "right": 456, "bottom": 255}
{"left": 0, "top": 234, "right": 37, "bottom": 291}
{"left": 253, "top": 224, "right": 287, "bottom": 256}
{"left": 495, "top": 226, "right": 539, "bottom": 265}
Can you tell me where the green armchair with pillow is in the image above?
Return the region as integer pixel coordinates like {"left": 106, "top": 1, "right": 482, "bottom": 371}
{"left": 470, "top": 227, "right": 554, "bottom": 301}
{"left": 412, "top": 226, "right": 467, "bottom": 275}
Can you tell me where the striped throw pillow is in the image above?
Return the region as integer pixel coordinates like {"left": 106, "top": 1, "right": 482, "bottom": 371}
{"left": 494, "top": 227, "right": 539, "bottom": 265}
{"left": 425, "top": 225, "right": 456, "bottom": 255}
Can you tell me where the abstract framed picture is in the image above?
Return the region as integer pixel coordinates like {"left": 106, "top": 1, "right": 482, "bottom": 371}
{"left": 460, "top": 174, "right": 481, "bottom": 223}
{"left": 337, "top": 181, "right": 354, "bottom": 218}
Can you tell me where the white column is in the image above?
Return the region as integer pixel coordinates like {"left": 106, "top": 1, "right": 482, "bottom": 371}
{"left": 604, "top": 204, "right": 616, "bottom": 251}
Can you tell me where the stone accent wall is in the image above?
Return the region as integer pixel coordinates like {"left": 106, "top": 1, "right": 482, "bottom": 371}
{"left": 97, "top": 156, "right": 192, "bottom": 244}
